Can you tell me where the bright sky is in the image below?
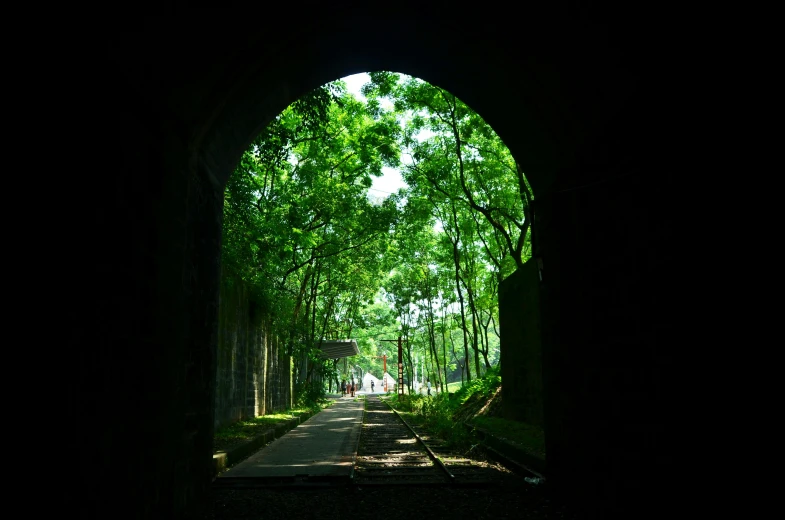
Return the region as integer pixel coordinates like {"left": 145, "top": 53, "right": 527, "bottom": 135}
{"left": 341, "top": 73, "right": 408, "bottom": 200}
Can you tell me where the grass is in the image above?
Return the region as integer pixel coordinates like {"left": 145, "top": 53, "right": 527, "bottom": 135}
{"left": 213, "top": 399, "right": 331, "bottom": 452}
{"left": 381, "top": 367, "right": 545, "bottom": 460}
{"left": 383, "top": 392, "right": 479, "bottom": 452}
{"left": 395, "top": 409, "right": 425, "bottom": 427}
{"left": 446, "top": 381, "right": 463, "bottom": 393}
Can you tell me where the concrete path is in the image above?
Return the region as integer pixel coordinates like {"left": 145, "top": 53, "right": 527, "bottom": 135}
{"left": 217, "top": 396, "right": 364, "bottom": 479}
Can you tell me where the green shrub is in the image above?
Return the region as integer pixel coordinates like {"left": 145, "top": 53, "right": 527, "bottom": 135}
{"left": 294, "top": 381, "right": 326, "bottom": 409}
{"left": 387, "top": 369, "right": 503, "bottom": 452}
{"left": 451, "top": 366, "right": 501, "bottom": 407}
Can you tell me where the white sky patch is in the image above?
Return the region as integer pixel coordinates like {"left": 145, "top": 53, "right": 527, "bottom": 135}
{"left": 342, "top": 73, "right": 394, "bottom": 110}
{"left": 341, "top": 73, "right": 366, "bottom": 98}
{"left": 417, "top": 127, "right": 436, "bottom": 141}
{"left": 375, "top": 167, "right": 407, "bottom": 195}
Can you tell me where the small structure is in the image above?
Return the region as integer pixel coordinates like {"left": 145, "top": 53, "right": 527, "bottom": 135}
{"left": 316, "top": 339, "right": 359, "bottom": 359}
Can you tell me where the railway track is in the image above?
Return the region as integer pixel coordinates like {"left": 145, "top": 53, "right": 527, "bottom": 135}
{"left": 354, "top": 395, "right": 534, "bottom": 488}
{"left": 209, "top": 395, "right": 576, "bottom": 517}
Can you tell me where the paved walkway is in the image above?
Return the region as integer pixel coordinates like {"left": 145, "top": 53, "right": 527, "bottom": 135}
{"left": 216, "top": 394, "right": 364, "bottom": 479}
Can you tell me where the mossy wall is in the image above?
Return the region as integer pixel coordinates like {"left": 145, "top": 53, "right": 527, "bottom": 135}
{"left": 215, "top": 278, "right": 291, "bottom": 430}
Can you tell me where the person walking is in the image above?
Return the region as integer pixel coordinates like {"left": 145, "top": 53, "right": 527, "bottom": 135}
{"left": 350, "top": 379, "right": 355, "bottom": 397}
{"left": 427, "top": 379, "right": 431, "bottom": 396}
{"left": 341, "top": 379, "right": 346, "bottom": 397}
{"left": 371, "top": 380, "right": 375, "bottom": 393}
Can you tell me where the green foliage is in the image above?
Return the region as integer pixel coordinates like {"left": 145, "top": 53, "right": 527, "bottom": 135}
{"left": 387, "top": 392, "right": 478, "bottom": 451}
{"left": 451, "top": 365, "right": 501, "bottom": 405}
{"left": 294, "top": 381, "right": 327, "bottom": 409}
{"left": 221, "top": 70, "right": 531, "bottom": 401}
{"left": 446, "top": 381, "right": 463, "bottom": 393}
{"left": 385, "top": 366, "right": 503, "bottom": 452}
{"left": 221, "top": 79, "right": 405, "bottom": 383}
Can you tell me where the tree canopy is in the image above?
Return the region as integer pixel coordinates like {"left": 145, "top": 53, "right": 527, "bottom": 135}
{"left": 221, "top": 73, "right": 533, "bottom": 397}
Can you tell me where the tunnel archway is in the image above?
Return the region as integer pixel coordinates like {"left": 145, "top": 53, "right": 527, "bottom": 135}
{"left": 195, "top": 17, "right": 591, "bottom": 199}
{"left": 216, "top": 68, "right": 540, "bottom": 428}
{"left": 63, "top": 8, "right": 674, "bottom": 519}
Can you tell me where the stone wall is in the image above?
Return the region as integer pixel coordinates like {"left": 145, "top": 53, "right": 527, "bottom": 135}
{"left": 215, "top": 278, "right": 291, "bottom": 430}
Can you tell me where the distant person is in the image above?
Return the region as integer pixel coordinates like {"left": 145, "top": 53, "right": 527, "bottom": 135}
{"left": 350, "top": 380, "right": 355, "bottom": 397}
{"left": 371, "top": 380, "right": 375, "bottom": 392}
{"left": 427, "top": 379, "right": 431, "bottom": 396}
{"left": 341, "top": 379, "right": 346, "bottom": 397}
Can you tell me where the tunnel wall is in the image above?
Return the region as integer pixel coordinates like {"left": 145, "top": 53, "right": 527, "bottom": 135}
{"left": 60, "top": 85, "right": 224, "bottom": 518}
{"left": 536, "top": 168, "right": 675, "bottom": 516}
{"left": 499, "top": 258, "right": 544, "bottom": 426}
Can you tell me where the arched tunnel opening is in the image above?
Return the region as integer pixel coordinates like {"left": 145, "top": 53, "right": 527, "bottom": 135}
{"left": 58, "top": 7, "right": 676, "bottom": 519}
{"left": 215, "top": 69, "right": 538, "bottom": 428}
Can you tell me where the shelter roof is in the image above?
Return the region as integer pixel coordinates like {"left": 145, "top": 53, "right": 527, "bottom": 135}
{"left": 317, "top": 339, "right": 359, "bottom": 359}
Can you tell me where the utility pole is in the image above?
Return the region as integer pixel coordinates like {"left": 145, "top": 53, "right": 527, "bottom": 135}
{"left": 372, "top": 353, "right": 388, "bottom": 391}
{"left": 414, "top": 354, "right": 418, "bottom": 393}
{"left": 397, "top": 336, "right": 403, "bottom": 396}
{"left": 380, "top": 336, "right": 405, "bottom": 397}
